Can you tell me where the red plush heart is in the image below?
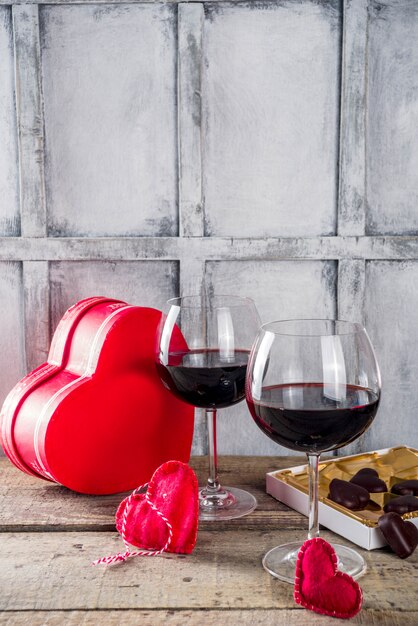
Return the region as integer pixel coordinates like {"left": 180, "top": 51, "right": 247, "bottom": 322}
{"left": 294, "top": 538, "right": 362, "bottom": 619}
{"left": 115, "top": 460, "right": 199, "bottom": 555}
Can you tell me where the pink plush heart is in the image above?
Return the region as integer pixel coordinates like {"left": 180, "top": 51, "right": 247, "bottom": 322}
{"left": 294, "top": 538, "right": 363, "bottom": 619}
{"left": 115, "top": 460, "right": 199, "bottom": 554}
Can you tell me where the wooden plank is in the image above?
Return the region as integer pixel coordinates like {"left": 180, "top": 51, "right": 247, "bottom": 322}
{"left": 1, "top": 0, "right": 337, "bottom": 4}
{"left": 0, "top": 529, "right": 417, "bottom": 611}
{"left": 178, "top": 3, "right": 204, "bottom": 237}
{"left": 202, "top": 1, "right": 340, "bottom": 237}
{"left": 363, "top": 261, "right": 418, "bottom": 452}
{"left": 179, "top": 259, "right": 206, "bottom": 298}
{"left": 2, "top": 236, "right": 418, "bottom": 262}
{"left": 0, "top": 456, "right": 308, "bottom": 532}
{"left": 2, "top": 0, "right": 287, "bottom": 3}
{"left": 0, "top": 262, "right": 25, "bottom": 409}
{"left": 12, "top": 5, "right": 46, "bottom": 237}
{"left": 22, "top": 261, "right": 50, "bottom": 372}
{"left": 40, "top": 4, "right": 178, "bottom": 237}
{"left": 2, "top": 609, "right": 417, "bottom": 626}
{"left": 338, "top": 0, "right": 368, "bottom": 236}
{"left": 0, "top": 6, "right": 20, "bottom": 236}
{"left": 366, "top": 1, "right": 418, "bottom": 235}
{"left": 337, "top": 259, "right": 366, "bottom": 325}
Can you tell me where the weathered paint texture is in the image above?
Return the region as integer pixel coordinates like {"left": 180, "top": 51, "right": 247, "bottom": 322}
{"left": 0, "top": 7, "right": 20, "bottom": 236}
{"left": 0, "top": 0, "right": 418, "bottom": 456}
{"left": 0, "top": 263, "right": 25, "bottom": 405}
{"left": 40, "top": 4, "right": 178, "bottom": 237}
{"left": 13, "top": 5, "right": 47, "bottom": 238}
{"left": 49, "top": 260, "right": 179, "bottom": 332}
{"left": 367, "top": 1, "right": 418, "bottom": 235}
{"left": 202, "top": 2, "right": 341, "bottom": 237}
{"left": 363, "top": 261, "right": 418, "bottom": 450}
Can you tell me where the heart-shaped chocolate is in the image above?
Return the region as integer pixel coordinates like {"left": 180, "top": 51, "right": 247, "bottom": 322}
{"left": 391, "top": 480, "right": 418, "bottom": 496}
{"left": 116, "top": 460, "right": 199, "bottom": 554}
{"left": 378, "top": 512, "right": 418, "bottom": 559}
{"left": 294, "top": 537, "right": 362, "bottom": 618}
{"left": 329, "top": 478, "right": 370, "bottom": 510}
{"left": 383, "top": 495, "right": 418, "bottom": 515}
{"left": 350, "top": 468, "right": 387, "bottom": 492}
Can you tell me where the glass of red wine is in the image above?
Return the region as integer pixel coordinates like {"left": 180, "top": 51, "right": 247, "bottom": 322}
{"left": 156, "top": 294, "right": 261, "bottom": 521}
{"left": 246, "top": 319, "right": 381, "bottom": 583}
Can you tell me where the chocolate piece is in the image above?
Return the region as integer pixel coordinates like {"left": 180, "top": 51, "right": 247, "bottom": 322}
{"left": 383, "top": 495, "right": 418, "bottom": 515}
{"left": 328, "top": 478, "right": 370, "bottom": 510}
{"left": 378, "top": 512, "right": 418, "bottom": 559}
{"left": 391, "top": 480, "right": 418, "bottom": 496}
{"left": 350, "top": 468, "right": 387, "bottom": 493}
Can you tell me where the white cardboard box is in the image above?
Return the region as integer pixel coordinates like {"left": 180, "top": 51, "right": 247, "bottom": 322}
{"left": 266, "top": 446, "right": 418, "bottom": 550}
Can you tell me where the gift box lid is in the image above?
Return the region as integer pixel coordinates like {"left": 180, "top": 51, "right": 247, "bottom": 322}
{"left": 0, "top": 297, "right": 195, "bottom": 494}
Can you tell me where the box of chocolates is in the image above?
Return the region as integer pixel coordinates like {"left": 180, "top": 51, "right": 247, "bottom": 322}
{"left": 266, "top": 446, "right": 418, "bottom": 550}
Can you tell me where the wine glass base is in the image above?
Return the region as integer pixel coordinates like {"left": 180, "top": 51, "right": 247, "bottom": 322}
{"left": 262, "top": 541, "right": 367, "bottom": 584}
{"left": 198, "top": 486, "right": 257, "bottom": 521}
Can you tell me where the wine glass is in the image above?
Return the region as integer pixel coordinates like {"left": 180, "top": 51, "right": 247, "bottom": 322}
{"left": 156, "top": 294, "right": 261, "bottom": 521}
{"left": 246, "top": 319, "right": 381, "bottom": 583}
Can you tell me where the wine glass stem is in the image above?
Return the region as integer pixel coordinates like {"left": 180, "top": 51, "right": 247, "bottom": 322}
{"left": 307, "top": 453, "right": 320, "bottom": 539}
{"left": 206, "top": 409, "right": 221, "bottom": 493}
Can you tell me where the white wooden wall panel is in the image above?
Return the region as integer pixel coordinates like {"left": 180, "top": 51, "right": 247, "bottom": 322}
{"left": 40, "top": 5, "right": 178, "bottom": 237}
{"left": 23, "top": 262, "right": 50, "bottom": 373}
{"left": 338, "top": 0, "right": 367, "bottom": 236}
{"left": 363, "top": 261, "right": 418, "bottom": 450}
{"left": 49, "top": 261, "right": 179, "bottom": 332}
{"left": 206, "top": 260, "right": 337, "bottom": 323}
{"left": 0, "top": 8, "right": 19, "bottom": 236}
{"left": 1, "top": 0, "right": 418, "bottom": 456}
{"left": 367, "top": 1, "right": 418, "bottom": 235}
{"left": 0, "top": 263, "right": 25, "bottom": 404}
{"left": 202, "top": 1, "right": 340, "bottom": 237}
{"left": 207, "top": 260, "right": 337, "bottom": 455}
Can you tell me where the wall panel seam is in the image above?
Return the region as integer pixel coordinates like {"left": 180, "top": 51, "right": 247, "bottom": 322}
{"left": 338, "top": 0, "right": 368, "bottom": 237}
{"left": 22, "top": 261, "right": 50, "bottom": 372}
{"left": 13, "top": 4, "right": 46, "bottom": 238}
{"left": 178, "top": 3, "right": 204, "bottom": 238}
{"left": 1, "top": 236, "right": 418, "bottom": 262}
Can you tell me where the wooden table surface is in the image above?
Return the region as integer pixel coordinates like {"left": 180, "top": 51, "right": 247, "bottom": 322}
{"left": 0, "top": 455, "right": 417, "bottom": 625}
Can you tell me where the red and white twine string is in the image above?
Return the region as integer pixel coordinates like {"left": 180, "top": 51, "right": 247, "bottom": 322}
{"left": 92, "top": 482, "right": 173, "bottom": 566}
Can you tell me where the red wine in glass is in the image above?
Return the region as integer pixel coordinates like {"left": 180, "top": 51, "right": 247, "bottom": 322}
{"left": 247, "top": 382, "right": 379, "bottom": 453}
{"left": 157, "top": 348, "right": 250, "bottom": 409}
{"left": 245, "top": 319, "right": 381, "bottom": 583}
{"left": 156, "top": 294, "right": 260, "bottom": 521}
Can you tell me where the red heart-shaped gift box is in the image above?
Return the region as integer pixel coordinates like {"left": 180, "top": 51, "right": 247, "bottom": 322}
{"left": 0, "top": 297, "right": 194, "bottom": 494}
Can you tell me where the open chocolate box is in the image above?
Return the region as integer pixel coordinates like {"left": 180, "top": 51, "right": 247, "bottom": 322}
{"left": 266, "top": 446, "right": 418, "bottom": 550}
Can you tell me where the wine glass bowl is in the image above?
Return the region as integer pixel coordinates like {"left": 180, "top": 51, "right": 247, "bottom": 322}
{"left": 156, "top": 294, "right": 261, "bottom": 521}
{"left": 246, "top": 319, "right": 381, "bottom": 582}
